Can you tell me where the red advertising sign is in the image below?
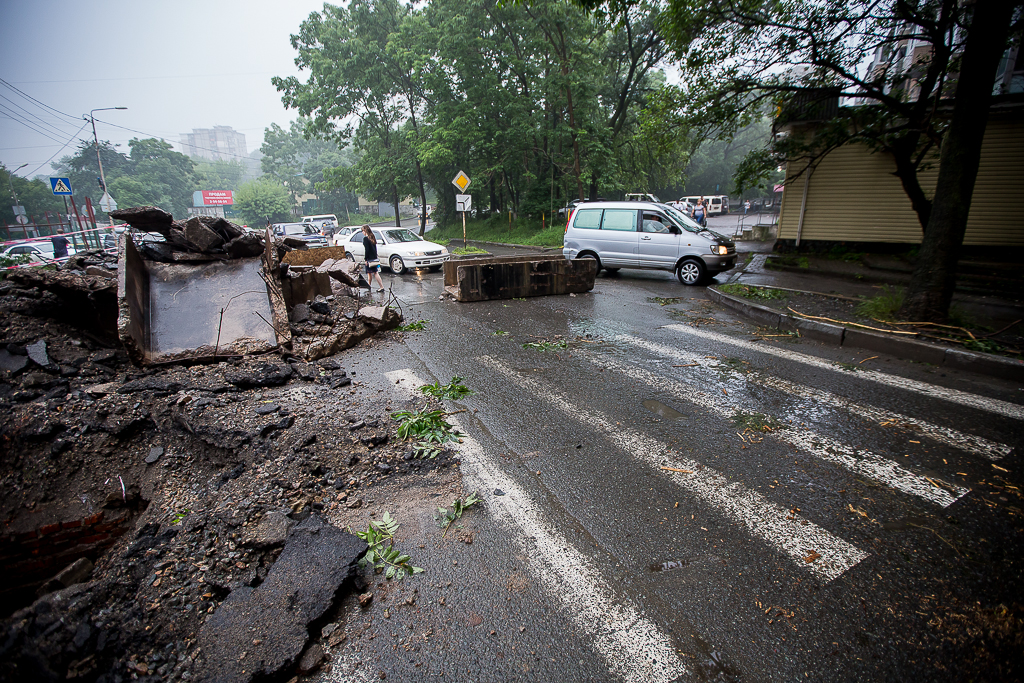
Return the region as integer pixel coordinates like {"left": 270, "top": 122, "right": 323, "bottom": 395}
{"left": 201, "top": 190, "right": 234, "bottom": 205}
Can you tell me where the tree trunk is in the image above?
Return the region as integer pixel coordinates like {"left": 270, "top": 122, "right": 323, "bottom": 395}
{"left": 900, "top": 0, "right": 1016, "bottom": 321}
{"left": 392, "top": 185, "right": 401, "bottom": 228}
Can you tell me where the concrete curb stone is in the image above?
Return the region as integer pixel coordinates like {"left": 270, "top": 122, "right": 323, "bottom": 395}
{"left": 707, "top": 286, "right": 1024, "bottom": 382}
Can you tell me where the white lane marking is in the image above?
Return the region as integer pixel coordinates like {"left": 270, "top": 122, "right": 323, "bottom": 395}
{"left": 385, "top": 369, "right": 689, "bottom": 683}
{"left": 664, "top": 324, "right": 1024, "bottom": 421}
{"left": 585, "top": 352, "right": 968, "bottom": 508}
{"left": 477, "top": 356, "right": 868, "bottom": 582}
{"left": 614, "top": 333, "right": 1012, "bottom": 461}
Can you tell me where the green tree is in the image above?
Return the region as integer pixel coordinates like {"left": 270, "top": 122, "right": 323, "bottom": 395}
{"left": 1, "top": 165, "right": 65, "bottom": 226}
{"left": 195, "top": 159, "right": 249, "bottom": 193}
{"left": 233, "top": 178, "right": 292, "bottom": 226}
{"left": 607, "top": 0, "right": 1022, "bottom": 321}
{"left": 260, "top": 118, "right": 358, "bottom": 215}
{"left": 52, "top": 140, "right": 132, "bottom": 212}
{"left": 53, "top": 137, "right": 199, "bottom": 219}
{"left": 274, "top": 0, "right": 430, "bottom": 230}
{"left": 125, "top": 138, "right": 198, "bottom": 217}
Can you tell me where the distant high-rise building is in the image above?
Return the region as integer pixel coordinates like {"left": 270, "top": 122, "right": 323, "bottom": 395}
{"left": 179, "top": 126, "right": 247, "bottom": 162}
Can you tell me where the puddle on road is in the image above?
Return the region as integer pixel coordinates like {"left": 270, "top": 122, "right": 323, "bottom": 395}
{"left": 642, "top": 399, "right": 686, "bottom": 420}
{"left": 650, "top": 559, "right": 690, "bottom": 572}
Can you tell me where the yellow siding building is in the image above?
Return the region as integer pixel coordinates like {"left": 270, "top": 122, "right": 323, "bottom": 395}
{"left": 777, "top": 110, "right": 1024, "bottom": 246}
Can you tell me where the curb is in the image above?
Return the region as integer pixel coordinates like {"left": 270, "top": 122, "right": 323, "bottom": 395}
{"left": 706, "top": 286, "right": 1024, "bottom": 383}
{"left": 452, "top": 239, "right": 559, "bottom": 252}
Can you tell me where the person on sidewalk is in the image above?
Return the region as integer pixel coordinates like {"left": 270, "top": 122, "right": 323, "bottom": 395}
{"left": 50, "top": 228, "right": 70, "bottom": 259}
{"left": 744, "top": 200, "right": 750, "bottom": 214}
{"left": 361, "top": 224, "right": 385, "bottom": 293}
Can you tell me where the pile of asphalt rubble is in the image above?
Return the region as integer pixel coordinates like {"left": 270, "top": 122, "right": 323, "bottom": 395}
{"left": 0, "top": 211, "right": 443, "bottom": 682}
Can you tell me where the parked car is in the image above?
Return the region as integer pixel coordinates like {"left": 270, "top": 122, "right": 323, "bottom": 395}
{"left": 562, "top": 200, "right": 736, "bottom": 285}
{"left": 625, "top": 193, "right": 661, "bottom": 203}
{"left": 332, "top": 225, "right": 362, "bottom": 246}
{"left": 2, "top": 240, "right": 76, "bottom": 264}
{"left": 344, "top": 228, "right": 449, "bottom": 274}
{"left": 557, "top": 199, "right": 583, "bottom": 216}
{"left": 300, "top": 214, "right": 338, "bottom": 231}
{"left": 274, "top": 222, "right": 329, "bottom": 249}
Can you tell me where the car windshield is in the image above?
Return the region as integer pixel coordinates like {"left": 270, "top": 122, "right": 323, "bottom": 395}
{"left": 280, "top": 224, "right": 307, "bottom": 235}
{"left": 661, "top": 205, "right": 705, "bottom": 233}
{"left": 384, "top": 229, "right": 422, "bottom": 243}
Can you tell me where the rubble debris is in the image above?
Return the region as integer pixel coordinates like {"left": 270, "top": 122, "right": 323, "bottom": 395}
{"left": 36, "top": 557, "right": 94, "bottom": 598}
{"left": 195, "top": 515, "right": 364, "bottom": 683}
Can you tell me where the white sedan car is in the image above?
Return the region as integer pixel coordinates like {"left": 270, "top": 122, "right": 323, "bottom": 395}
{"left": 344, "top": 228, "right": 449, "bottom": 274}
{"left": 2, "top": 241, "right": 76, "bottom": 264}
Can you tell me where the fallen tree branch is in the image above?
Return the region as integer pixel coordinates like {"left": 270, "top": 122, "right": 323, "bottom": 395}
{"left": 787, "top": 307, "right": 917, "bottom": 334}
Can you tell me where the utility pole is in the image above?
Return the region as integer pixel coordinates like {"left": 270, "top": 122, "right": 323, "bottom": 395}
{"left": 86, "top": 107, "right": 127, "bottom": 225}
{"left": 7, "top": 162, "right": 28, "bottom": 205}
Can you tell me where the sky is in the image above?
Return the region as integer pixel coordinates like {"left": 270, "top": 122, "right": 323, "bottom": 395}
{"left": 0, "top": 0, "right": 330, "bottom": 181}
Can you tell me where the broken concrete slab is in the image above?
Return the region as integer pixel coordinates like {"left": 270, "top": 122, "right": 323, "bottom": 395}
{"left": 35, "top": 557, "right": 94, "bottom": 598}
{"left": 0, "top": 349, "right": 29, "bottom": 374}
{"left": 118, "top": 235, "right": 280, "bottom": 365}
{"left": 291, "top": 303, "right": 310, "bottom": 323}
{"left": 183, "top": 217, "right": 226, "bottom": 252}
{"left": 442, "top": 254, "right": 597, "bottom": 302}
{"left": 26, "top": 340, "right": 51, "bottom": 368}
{"left": 358, "top": 305, "right": 401, "bottom": 325}
{"left": 195, "top": 515, "right": 364, "bottom": 683}
{"left": 225, "top": 363, "right": 294, "bottom": 388}
{"left": 243, "top": 510, "right": 296, "bottom": 549}
{"left": 110, "top": 206, "right": 175, "bottom": 236}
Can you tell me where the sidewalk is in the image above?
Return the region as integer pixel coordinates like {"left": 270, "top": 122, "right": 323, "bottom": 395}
{"left": 716, "top": 240, "right": 1024, "bottom": 382}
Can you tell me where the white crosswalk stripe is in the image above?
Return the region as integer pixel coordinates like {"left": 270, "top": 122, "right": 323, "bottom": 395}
{"left": 582, "top": 352, "right": 969, "bottom": 508}
{"left": 664, "top": 324, "right": 1024, "bottom": 420}
{"left": 477, "top": 356, "right": 869, "bottom": 582}
{"left": 383, "top": 370, "right": 689, "bottom": 683}
{"left": 613, "top": 333, "right": 1013, "bottom": 461}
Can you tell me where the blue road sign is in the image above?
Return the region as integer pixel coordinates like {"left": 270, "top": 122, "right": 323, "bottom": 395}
{"left": 50, "top": 177, "right": 73, "bottom": 195}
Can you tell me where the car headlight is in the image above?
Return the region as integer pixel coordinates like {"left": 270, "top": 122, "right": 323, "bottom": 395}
{"left": 441, "top": 247, "right": 449, "bottom": 255}
{"left": 713, "top": 245, "right": 728, "bottom": 255}
{"left": 413, "top": 251, "right": 425, "bottom": 256}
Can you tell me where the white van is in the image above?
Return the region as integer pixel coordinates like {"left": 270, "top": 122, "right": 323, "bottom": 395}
{"left": 562, "top": 200, "right": 736, "bottom": 285}
{"left": 680, "top": 196, "right": 728, "bottom": 215}
{"left": 301, "top": 214, "right": 338, "bottom": 230}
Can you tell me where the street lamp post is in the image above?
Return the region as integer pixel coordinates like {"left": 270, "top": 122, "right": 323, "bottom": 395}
{"left": 86, "top": 107, "right": 127, "bottom": 225}
{"left": 7, "top": 162, "right": 28, "bottom": 205}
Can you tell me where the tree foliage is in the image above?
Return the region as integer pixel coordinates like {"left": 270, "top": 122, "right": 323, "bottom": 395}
{"left": 606, "top": 0, "right": 1023, "bottom": 320}
{"left": 261, "top": 118, "right": 358, "bottom": 216}
{"left": 1, "top": 165, "right": 66, "bottom": 226}
{"left": 53, "top": 138, "right": 199, "bottom": 218}
{"left": 274, "top": 0, "right": 679, "bottom": 230}
{"left": 233, "top": 178, "right": 292, "bottom": 226}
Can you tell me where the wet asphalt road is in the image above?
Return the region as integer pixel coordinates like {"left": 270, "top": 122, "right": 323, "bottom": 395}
{"left": 313, "top": 254, "right": 1023, "bottom": 683}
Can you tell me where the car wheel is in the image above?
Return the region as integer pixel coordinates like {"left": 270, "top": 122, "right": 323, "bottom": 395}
{"left": 676, "top": 259, "right": 707, "bottom": 286}
{"left": 346, "top": 252, "right": 355, "bottom": 262}
{"left": 578, "top": 252, "right": 601, "bottom": 272}
{"left": 390, "top": 255, "right": 406, "bottom": 274}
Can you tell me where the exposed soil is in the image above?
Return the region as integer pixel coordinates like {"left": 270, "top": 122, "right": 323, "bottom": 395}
{"left": 0, "top": 274, "right": 457, "bottom": 682}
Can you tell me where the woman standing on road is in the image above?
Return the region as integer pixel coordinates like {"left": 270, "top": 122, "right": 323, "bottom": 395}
{"left": 361, "top": 224, "right": 385, "bottom": 293}
{"left": 693, "top": 197, "right": 707, "bottom": 227}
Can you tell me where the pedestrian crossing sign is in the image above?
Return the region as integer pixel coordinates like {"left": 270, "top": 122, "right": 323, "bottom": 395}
{"left": 50, "top": 177, "right": 73, "bottom": 195}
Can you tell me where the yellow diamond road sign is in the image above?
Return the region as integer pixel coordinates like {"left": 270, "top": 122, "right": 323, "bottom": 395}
{"left": 451, "top": 171, "right": 471, "bottom": 192}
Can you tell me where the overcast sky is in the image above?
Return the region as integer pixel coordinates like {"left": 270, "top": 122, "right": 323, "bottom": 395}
{"left": 1, "top": 0, "right": 329, "bottom": 180}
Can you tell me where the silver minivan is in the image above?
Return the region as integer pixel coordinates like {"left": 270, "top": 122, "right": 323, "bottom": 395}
{"left": 562, "top": 201, "right": 736, "bottom": 285}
